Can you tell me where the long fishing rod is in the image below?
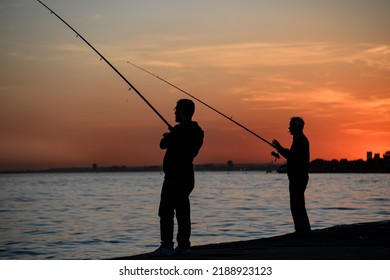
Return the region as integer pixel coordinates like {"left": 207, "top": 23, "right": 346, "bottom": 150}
{"left": 36, "top": 0, "right": 172, "bottom": 130}
{"left": 127, "top": 61, "right": 280, "bottom": 159}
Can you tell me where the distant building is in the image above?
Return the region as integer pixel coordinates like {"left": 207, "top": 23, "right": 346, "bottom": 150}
{"left": 384, "top": 151, "right": 390, "bottom": 160}
{"left": 367, "top": 151, "right": 373, "bottom": 161}
{"left": 374, "top": 153, "right": 381, "bottom": 160}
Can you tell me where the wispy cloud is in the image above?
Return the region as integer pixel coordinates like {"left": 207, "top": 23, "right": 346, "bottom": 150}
{"left": 142, "top": 60, "right": 182, "bottom": 68}
{"left": 143, "top": 42, "right": 378, "bottom": 67}
{"left": 243, "top": 87, "right": 390, "bottom": 110}
{"left": 348, "top": 45, "right": 390, "bottom": 70}
{"left": 126, "top": 41, "right": 390, "bottom": 72}
{"left": 55, "top": 43, "right": 89, "bottom": 53}
{"left": 6, "top": 50, "right": 39, "bottom": 61}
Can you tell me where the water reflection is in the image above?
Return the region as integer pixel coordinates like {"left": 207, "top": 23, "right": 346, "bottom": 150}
{"left": 0, "top": 172, "right": 389, "bottom": 259}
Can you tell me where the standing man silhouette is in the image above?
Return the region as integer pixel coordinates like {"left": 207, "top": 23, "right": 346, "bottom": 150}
{"left": 273, "top": 117, "right": 311, "bottom": 237}
{"left": 152, "top": 99, "right": 204, "bottom": 256}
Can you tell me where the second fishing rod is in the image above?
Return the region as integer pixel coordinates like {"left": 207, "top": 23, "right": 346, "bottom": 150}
{"left": 127, "top": 62, "right": 280, "bottom": 160}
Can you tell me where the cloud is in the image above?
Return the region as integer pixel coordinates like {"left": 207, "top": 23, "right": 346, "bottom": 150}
{"left": 349, "top": 45, "right": 390, "bottom": 70}
{"left": 245, "top": 87, "right": 390, "bottom": 107}
{"left": 2, "top": 41, "right": 89, "bottom": 63}
{"left": 5, "top": 50, "right": 39, "bottom": 61}
{"left": 242, "top": 86, "right": 390, "bottom": 127}
{"left": 141, "top": 60, "right": 183, "bottom": 68}
{"left": 124, "top": 41, "right": 390, "bottom": 73}
{"left": 121, "top": 40, "right": 390, "bottom": 130}
{"left": 147, "top": 42, "right": 353, "bottom": 67}
{"left": 54, "top": 43, "right": 89, "bottom": 53}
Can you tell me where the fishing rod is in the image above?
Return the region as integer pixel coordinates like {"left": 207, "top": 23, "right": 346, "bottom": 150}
{"left": 36, "top": 0, "right": 173, "bottom": 130}
{"left": 127, "top": 61, "right": 280, "bottom": 159}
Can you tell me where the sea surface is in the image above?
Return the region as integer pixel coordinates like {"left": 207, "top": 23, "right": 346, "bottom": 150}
{"left": 0, "top": 172, "right": 389, "bottom": 259}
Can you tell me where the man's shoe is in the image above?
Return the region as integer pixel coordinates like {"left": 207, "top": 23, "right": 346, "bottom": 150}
{"left": 150, "top": 246, "right": 175, "bottom": 257}
{"left": 175, "top": 247, "right": 191, "bottom": 255}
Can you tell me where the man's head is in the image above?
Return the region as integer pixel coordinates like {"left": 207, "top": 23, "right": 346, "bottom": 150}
{"left": 289, "top": 117, "right": 305, "bottom": 135}
{"left": 175, "top": 99, "right": 195, "bottom": 122}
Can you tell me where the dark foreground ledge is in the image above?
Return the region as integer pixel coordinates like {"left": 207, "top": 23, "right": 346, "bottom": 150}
{"left": 113, "top": 220, "right": 390, "bottom": 260}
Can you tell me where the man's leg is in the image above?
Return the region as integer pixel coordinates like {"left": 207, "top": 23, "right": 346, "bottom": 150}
{"left": 158, "top": 180, "right": 175, "bottom": 248}
{"left": 289, "top": 176, "right": 311, "bottom": 234}
{"left": 175, "top": 181, "right": 194, "bottom": 250}
{"left": 176, "top": 195, "right": 191, "bottom": 248}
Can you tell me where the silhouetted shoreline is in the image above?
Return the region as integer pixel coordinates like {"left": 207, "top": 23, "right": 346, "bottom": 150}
{"left": 308, "top": 158, "right": 390, "bottom": 173}
{"left": 113, "top": 220, "right": 390, "bottom": 260}
{"left": 1, "top": 158, "right": 389, "bottom": 174}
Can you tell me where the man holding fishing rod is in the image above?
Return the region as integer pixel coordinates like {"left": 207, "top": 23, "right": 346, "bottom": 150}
{"left": 272, "top": 117, "right": 312, "bottom": 237}
{"left": 152, "top": 99, "right": 204, "bottom": 256}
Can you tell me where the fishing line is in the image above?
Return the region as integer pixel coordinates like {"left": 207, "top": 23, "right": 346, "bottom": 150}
{"left": 36, "top": 0, "right": 173, "bottom": 130}
{"left": 127, "top": 62, "right": 280, "bottom": 159}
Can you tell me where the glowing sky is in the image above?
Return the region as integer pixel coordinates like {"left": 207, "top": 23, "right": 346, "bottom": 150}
{"left": 1, "top": 0, "right": 389, "bottom": 170}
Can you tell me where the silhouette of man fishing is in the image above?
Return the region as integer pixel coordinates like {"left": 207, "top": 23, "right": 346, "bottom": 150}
{"left": 273, "top": 117, "right": 311, "bottom": 237}
{"left": 152, "top": 99, "right": 204, "bottom": 256}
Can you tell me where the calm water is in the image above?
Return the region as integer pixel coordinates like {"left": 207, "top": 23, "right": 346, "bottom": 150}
{"left": 0, "top": 172, "right": 389, "bottom": 259}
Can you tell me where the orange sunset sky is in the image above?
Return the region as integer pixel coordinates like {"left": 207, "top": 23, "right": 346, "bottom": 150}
{"left": 1, "top": 0, "right": 389, "bottom": 171}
